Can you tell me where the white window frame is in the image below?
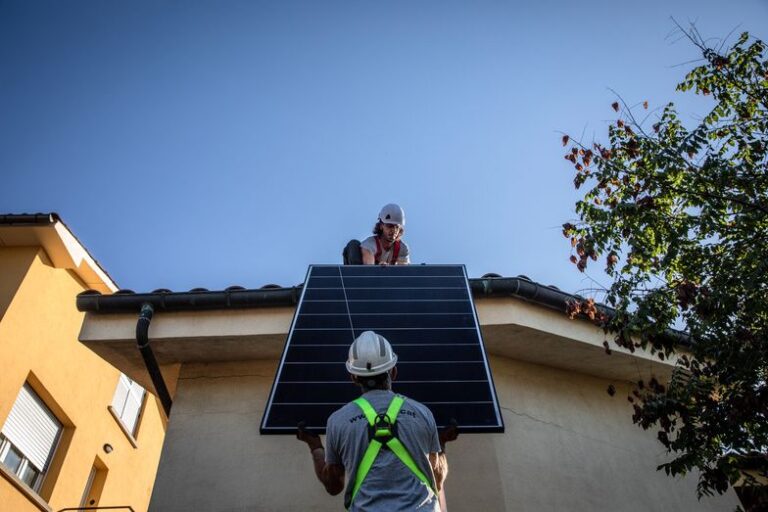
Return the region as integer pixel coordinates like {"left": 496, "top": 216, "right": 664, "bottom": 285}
{"left": 110, "top": 374, "right": 146, "bottom": 437}
{"left": 0, "top": 384, "right": 62, "bottom": 493}
{"left": 0, "top": 435, "right": 43, "bottom": 490}
{"left": 79, "top": 465, "right": 97, "bottom": 507}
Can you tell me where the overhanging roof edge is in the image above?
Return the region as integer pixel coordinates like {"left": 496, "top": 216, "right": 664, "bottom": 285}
{"left": 76, "top": 275, "right": 689, "bottom": 347}
{"left": 76, "top": 276, "right": 578, "bottom": 315}
{"left": 0, "top": 212, "right": 118, "bottom": 292}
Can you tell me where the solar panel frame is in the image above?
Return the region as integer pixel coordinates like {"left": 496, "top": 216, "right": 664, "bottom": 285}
{"left": 260, "top": 264, "right": 504, "bottom": 434}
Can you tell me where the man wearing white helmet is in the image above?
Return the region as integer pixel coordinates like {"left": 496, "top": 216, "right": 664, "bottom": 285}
{"left": 343, "top": 203, "right": 411, "bottom": 265}
{"left": 297, "top": 331, "right": 455, "bottom": 511}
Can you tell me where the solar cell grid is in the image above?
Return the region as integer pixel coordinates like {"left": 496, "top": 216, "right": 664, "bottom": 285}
{"left": 260, "top": 264, "right": 504, "bottom": 434}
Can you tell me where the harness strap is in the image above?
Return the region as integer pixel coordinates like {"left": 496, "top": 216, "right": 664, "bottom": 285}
{"left": 349, "top": 396, "right": 435, "bottom": 507}
{"left": 373, "top": 238, "right": 401, "bottom": 265}
{"left": 391, "top": 240, "right": 401, "bottom": 264}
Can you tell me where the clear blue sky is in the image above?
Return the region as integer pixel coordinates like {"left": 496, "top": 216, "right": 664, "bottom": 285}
{"left": 2, "top": 1, "right": 766, "bottom": 294}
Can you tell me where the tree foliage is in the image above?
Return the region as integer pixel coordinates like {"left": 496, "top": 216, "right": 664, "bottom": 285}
{"left": 562, "top": 29, "right": 768, "bottom": 499}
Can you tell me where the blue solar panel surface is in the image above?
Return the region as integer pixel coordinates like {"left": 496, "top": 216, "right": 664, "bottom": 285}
{"left": 260, "top": 264, "right": 504, "bottom": 434}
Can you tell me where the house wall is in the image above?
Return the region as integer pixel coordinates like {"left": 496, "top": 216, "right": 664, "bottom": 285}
{"left": 0, "top": 247, "right": 37, "bottom": 320}
{"left": 0, "top": 248, "right": 166, "bottom": 512}
{"left": 149, "top": 356, "right": 739, "bottom": 511}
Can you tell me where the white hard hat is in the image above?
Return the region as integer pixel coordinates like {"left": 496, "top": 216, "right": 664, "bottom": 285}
{"left": 378, "top": 203, "right": 405, "bottom": 226}
{"left": 346, "top": 331, "right": 398, "bottom": 376}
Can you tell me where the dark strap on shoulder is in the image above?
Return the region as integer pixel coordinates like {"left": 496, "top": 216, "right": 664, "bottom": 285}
{"left": 391, "top": 240, "right": 401, "bottom": 264}
{"left": 374, "top": 237, "right": 400, "bottom": 265}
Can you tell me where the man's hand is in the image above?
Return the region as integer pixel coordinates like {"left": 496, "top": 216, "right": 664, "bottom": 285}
{"left": 297, "top": 422, "right": 345, "bottom": 495}
{"left": 297, "top": 421, "right": 323, "bottom": 452}
{"left": 439, "top": 419, "right": 459, "bottom": 450}
{"left": 432, "top": 420, "right": 458, "bottom": 504}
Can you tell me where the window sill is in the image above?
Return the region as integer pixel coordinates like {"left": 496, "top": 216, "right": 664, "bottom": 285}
{"left": 107, "top": 406, "right": 138, "bottom": 449}
{"left": 0, "top": 463, "right": 52, "bottom": 512}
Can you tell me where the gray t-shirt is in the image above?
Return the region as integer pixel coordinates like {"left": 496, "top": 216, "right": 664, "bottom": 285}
{"left": 360, "top": 236, "right": 411, "bottom": 265}
{"left": 325, "top": 389, "right": 441, "bottom": 511}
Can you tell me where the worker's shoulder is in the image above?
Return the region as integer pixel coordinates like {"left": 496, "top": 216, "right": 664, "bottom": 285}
{"left": 398, "top": 395, "right": 435, "bottom": 422}
{"left": 327, "top": 400, "right": 366, "bottom": 426}
{"left": 360, "top": 235, "right": 377, "bottom": 247}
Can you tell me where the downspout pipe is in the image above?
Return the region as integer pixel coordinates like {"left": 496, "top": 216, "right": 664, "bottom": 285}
{"left": 136, "top": 303, "right": 173, "bottom": 418}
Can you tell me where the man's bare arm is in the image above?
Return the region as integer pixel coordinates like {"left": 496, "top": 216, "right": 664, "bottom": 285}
{"left": 429, "top": 452, "right": 448, "bottom": 492}
{"left": 432, "top": 420, "right": 458, "bottom": 508}
{"left": 310, "top": 448, "right": 345, "bottom": 495}
{"left": 361, "top": 247, "right": 375, "bottom": 265}
{"left": 297, "top": 428, "right": 345, "bottom": 495}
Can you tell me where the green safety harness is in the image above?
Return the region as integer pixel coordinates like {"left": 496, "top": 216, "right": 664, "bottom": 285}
{"left": 349, "top": 395, "right": 437, "bottom": 507}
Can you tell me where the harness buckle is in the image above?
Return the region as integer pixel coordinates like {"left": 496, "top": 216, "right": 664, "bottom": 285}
{"left": 368, "top": 412, "right": 397, "bottom": 444}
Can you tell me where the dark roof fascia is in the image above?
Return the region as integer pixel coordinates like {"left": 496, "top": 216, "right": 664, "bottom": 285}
{"left": 76, "top": 276, "right": 689, "bottom": 347}
{"left": 77, "top": 286, "right": 304, "bottom": 313}
{"left": 468, "top": 276, "right": 586, "bottom": 315}
{"left": 0, "top": 213, "right": 59, "bottom": 225}
{"left": 76, "top": 277, "right": 578, "bottom": 315}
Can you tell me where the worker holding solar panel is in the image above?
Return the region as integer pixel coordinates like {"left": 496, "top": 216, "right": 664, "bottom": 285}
{"left": 297, "top": 331, "right": 456, "bottom": 511}
{"left": 343, "top": 203, "right": 411, "bottom": 265}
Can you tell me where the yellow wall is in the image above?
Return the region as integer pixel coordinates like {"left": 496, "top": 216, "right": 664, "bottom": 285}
{"left": 0, "top": 247, "right": 37, "bottom": 321}
{"left": 0, "top": 479, "right": 48, "bottom": 512}
{"left": 0, "top": 247, "right": 166, "bottom": 512}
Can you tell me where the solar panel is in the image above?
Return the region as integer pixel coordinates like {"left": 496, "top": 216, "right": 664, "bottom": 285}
{"left": 260, "top": 264, "right": 504, "bottom": 434}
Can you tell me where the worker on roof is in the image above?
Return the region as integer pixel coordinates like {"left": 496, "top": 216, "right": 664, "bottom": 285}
{"left": 297, "top": 331, "right": 456, "bottom": 511}
{"left": 343, "top": 203, "right": 410, "bottom": 265}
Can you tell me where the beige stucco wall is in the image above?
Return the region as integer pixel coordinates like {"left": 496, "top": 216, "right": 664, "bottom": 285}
{"left": 149, "top": 356, "right": 739, "bottom": 511}
{"left": 0, "top": 248, "right": 166, "bottom": 512}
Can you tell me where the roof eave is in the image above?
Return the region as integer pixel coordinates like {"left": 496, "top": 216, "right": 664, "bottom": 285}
{"left": 0, "top": 212, "right": 118, "bottom": 293}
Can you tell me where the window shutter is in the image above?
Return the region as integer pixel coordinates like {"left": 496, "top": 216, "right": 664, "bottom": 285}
{"left": 1, "top": 384, "right": 62, "bottom": 471}
{"left": 122, "top": 388, "right": 142, "bottom": 434}
{"left": 111, "top": 374, "right": 145, "bottom": 434}
{"left": 111, "top": 374, "right": 130, "bottom": 413}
